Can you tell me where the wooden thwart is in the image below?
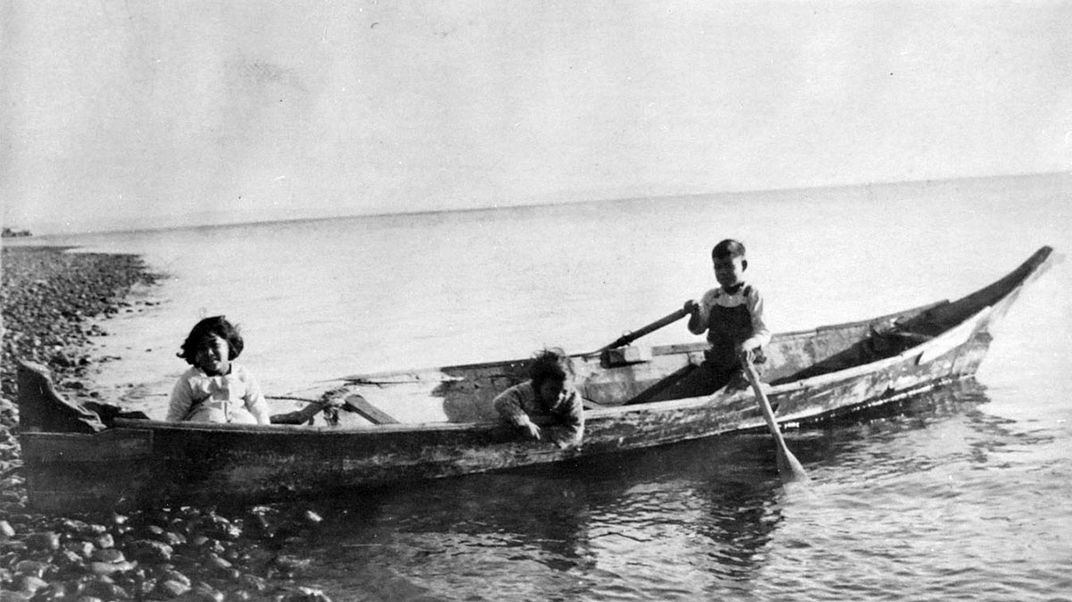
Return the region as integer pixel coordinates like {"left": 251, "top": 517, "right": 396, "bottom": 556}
{"left": 343, "top": 394, "right": 400, "bottom": 424}
{"left": 12, "top": 247, "right": 1055, "bottom": 512}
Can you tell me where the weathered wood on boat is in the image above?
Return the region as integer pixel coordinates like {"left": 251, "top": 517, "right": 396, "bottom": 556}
{"left": 342, "top": 394, "right": 400, "bottom": 424}
{"left": 17, "top": 247, "right": 1056, "bottom": 512}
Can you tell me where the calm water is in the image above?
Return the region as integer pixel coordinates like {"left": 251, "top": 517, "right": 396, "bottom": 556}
{"left": 25, "top": 174, "right": 1072, "bottom": 600}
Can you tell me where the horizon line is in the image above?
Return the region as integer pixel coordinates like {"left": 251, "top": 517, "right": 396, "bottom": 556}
{"left": 10, "top": 170, "right": 1067, "bottom": 239}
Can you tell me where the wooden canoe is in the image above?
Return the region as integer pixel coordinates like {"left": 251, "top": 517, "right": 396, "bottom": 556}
{"left": 17, "top": 246, "right": 1055, "bottom": 513}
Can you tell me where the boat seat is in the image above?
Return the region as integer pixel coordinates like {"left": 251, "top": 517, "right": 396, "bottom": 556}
{"left": 342, "top": 394, "right": 400, "bottom": 424}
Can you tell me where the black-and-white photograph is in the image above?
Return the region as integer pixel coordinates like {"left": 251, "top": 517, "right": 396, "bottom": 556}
{"left": 2, "top": 2, "right": 1070, "bottom": 600}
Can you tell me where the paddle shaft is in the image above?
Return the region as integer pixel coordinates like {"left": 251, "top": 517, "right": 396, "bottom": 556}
{"left": 741, "top": 359, "right": 809, "bottom": 482}
{"left": 600, "top": 307, "right": 690, "bottom": 351}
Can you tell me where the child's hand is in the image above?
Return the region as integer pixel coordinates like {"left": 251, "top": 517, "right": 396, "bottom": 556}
{"left": 683, "top": 299, "right": 699, "bottom": 314}
{"left": 522, "top": 421, "right": 542, "bottom": 441}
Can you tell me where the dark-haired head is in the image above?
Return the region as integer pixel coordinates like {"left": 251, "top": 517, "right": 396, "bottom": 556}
{"left": 528, "top": 347, "right": 574, "bottom": 388}
{"left": 178, "top": 316, "right": 244, "bottom": 365}
{"left": 712, "top": 239, "right": 746, "bottom": 260}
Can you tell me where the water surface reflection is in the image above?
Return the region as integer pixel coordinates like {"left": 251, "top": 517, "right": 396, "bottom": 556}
{"left": 246, "top": 381, "right": 1015, "bottom": 600}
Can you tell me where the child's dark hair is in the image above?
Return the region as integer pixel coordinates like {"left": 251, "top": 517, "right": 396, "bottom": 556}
{"left": 712, "top": 239, "right": 747, "bottom": 260}
{"left": 178, "top": 316, "right": 244, "bottom": 364}
{"left": 528, "top": 347, "right": 573, "bottom": 387}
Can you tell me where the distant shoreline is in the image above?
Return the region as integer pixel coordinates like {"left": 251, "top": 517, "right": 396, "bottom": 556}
{"left": 1, "top": 227, "right": 32, "bottom": 238}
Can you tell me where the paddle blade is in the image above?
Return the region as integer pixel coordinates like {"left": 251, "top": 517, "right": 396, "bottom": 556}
{"left": 776, "top": 445, "right": 810, "bottom": 483}
{"left": 740, "top": 358, "right": 810, "bottom": 484}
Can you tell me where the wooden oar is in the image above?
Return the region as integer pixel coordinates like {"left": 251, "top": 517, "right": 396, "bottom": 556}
{"left": 599, "top": 307, "right": 690, "bottom": 352}
{"left": 741, "top": 358, "right": 809, "bottom": 483}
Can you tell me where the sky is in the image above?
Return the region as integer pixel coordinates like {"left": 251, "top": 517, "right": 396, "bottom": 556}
{"left": 2, "top": 0, "right": 1071, "bottom": 235}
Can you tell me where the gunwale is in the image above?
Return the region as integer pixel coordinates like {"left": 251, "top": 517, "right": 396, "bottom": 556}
{"left": 17, "top": 246, "right": 1056, "bottom": 511}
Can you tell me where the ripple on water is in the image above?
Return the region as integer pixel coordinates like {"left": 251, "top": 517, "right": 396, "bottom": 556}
{"left": 161, "top": 378, "right": 1072, "bottom": 601}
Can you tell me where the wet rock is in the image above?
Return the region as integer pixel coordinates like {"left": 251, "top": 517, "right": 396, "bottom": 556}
{"left": 242, "top": 547, "right": 275, "bottom": 570}
{"left": 126, "top": 539, "right": 173, "bottom": 563}
{"left": 60, "top": 519, "right": 107, "bottom": 538}
{"left": 15, "top": 575, "right": 49, "bottom": 596}
{"left": 200, "top": 513, "right": 242, "bottom": 541}
{"left": 302, "top": 510, "right": 323, "bottom": 525}
{"left": 188, "top": 534, "right": 211, "bottom": 548}
{"left": 91, "top": 548, "right": 125, "bottom": 563}
{"left": 87, "top": 561, "right": 122, "bottom": 576}
{"left": 94, "top": 533, "right": 114, "bottom": 549}
{"left": 52, "top": 549, "right": 83, "bottom": 570}
{"left": 220, "top": 568, "right": 243, "bottom": 583}
{"left": 277, "top": 586, "right": 334, "bottom": 602}
{"left": 133, "top": 576, "right": 158, "bottom": 598}
{"left": 200, "top": 538, "right": 226, "bottom": 555}
{"left": 28, "top": 581, "right": 70, "bottom": 601}
{"left": 13, "top": 559, "right": 51, "bottom": 578}
{"left": 60, "top": 518, "right": 85, "bottom": 533}
{"left": 238, "top": 573, "right": 268, "bottom": 592}
{"left": 64, "top": 540, "right": 95, "bottom": 559}
{"left": 49, "top": 351, "right": 74, "bottom": 368}
{"left": 189, "top": 581, "right": 225, "bottom": 602}
{"left": 205, "top": 553, "right": 232, "bottom": 573}
{"left": 155, "top": 578, "right": 191, "bottom": 598}
{"left": 0, "top": 520, "right": 15, "bottom": 539}
{"left": 158, "top": 568, "right": 191, "bottom": 588}
{"left": 87, "top": 560, "right": 137, "bottom": 576}
{"left": 271, "top": 554, "right": 311, "bottom": 575}
{"left": 82, "top": 577, "right": 131, "bottom": 600}
{"left": 157, "top": 530, "right": 187, "bottom": 547}
{"left": 25, "top": 531, "right": 60, "bottom": 552}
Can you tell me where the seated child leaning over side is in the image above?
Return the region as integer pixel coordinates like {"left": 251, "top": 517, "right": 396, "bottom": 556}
{"left": 166, "top": 315, "right": 271, "bottom": 425}
{"left": 680, "top": 239, "right": 771, "bottom": 396}
{"left": 493, "top": 348, "right": 584, "bottom": 449}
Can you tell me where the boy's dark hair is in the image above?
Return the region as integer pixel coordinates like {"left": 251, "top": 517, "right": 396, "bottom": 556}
{"left": 178, "top": 316, "right": 244, "bottom": 364}
{"left": 712, "top": 239, "right": 746, "bottom": 260}
{"left": 528, "top": 347, "right": 573, "bottom": 387}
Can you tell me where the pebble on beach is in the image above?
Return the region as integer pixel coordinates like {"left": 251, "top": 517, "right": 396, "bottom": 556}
{"left": 1, "top": 246, "right": 336, "bottom": 601}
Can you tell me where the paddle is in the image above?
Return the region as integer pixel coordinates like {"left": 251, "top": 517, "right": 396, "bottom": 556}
{"left": 740, "top": 356, "right": 809, "bottom": 483}
{"left": 599, "top": 307, "right": 691, "bottom": 352}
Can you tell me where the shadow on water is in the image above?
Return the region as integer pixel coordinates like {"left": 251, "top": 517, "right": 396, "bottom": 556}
{"left": 207, "top": 379, "right": 1000, "bottom": 599}
{"left": 285, "top": 433, "right": 795, "bottom": 599}
{"left": 779, "top": 379, "right": 1001, "bottom": 471}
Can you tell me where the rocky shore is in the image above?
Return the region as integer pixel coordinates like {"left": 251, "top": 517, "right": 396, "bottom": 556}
{"left": 1, "top": 246, "right": 334, "bottom": 601}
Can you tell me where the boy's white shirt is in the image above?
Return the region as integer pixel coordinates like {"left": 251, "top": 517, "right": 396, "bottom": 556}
{"left": 689, "top": 283, "right": 772, "bottom": 351}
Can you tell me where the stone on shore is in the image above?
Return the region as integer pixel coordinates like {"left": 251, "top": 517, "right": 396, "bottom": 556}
{"left": 0, "top": 246, "right": 338, "bottom": 600}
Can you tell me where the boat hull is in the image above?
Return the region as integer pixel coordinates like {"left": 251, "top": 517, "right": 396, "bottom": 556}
{"left": 17, "top": 247, "right": 1054, "bottom": 512}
